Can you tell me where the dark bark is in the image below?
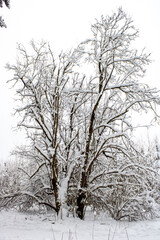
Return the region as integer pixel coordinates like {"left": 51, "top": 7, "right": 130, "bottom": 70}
{"left": 52, "top": 177, "right": 60, "bottom": 215}
{"left": 76, "top": 190, "right": 86, "bottom": 220}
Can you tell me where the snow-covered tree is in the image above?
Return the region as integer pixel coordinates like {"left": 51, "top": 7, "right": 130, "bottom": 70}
{"left": 5, "top": 8, "right": 160, "bottom": 220}
{"left": 6, "top": 41, "right": 83, "bottom": 216}
{"left": 0, "top": 159, "right": 30, "bottom": 210}
{"left": 74, "top": 8, "right": 160, "bottom": 219}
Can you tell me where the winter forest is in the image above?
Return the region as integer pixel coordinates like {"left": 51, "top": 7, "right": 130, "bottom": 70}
{"left": 1, "top": 1, "right": 160, "bottom": 239}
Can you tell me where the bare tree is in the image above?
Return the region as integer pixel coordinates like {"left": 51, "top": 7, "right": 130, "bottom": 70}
{"left": 6, "top": 40, "right": 83, "bottom": 216}
{"left": 75, "top": 8, "right": 160, "bottom": 219}
{"left": 5, "top": 8, "right": 160, "bottom": 220}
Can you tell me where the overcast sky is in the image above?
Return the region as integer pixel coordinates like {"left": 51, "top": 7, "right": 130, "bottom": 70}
{"left": 0, "top": 0, "right": 160, "bottom": 161}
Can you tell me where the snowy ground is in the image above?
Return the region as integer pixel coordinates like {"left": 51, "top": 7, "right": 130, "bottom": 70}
{"left": 0, "top": 210, "right": 160, "bottom": 240}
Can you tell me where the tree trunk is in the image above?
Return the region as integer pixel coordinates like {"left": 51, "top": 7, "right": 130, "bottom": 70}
{"left": 76, "top": 190, "right": 86, "bottom": 220}
{"left": 52, "top": 178, "right": 60, "bottom": 215}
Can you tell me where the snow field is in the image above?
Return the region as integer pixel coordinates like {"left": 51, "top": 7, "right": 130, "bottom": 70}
{"left": 1, "top": 210, "right": 160, "bottom": 240}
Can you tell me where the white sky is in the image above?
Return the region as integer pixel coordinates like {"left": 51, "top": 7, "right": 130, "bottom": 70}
{"left": 0, "top": 0, "right": 160, "bottom": 161}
